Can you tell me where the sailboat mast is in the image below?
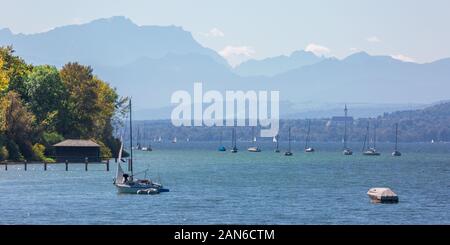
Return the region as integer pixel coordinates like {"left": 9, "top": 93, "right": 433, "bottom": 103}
{"left": 305, "top": 120, "right": 310, "bottom": 149}
{"left": 362, "top": 122, "right": 369, "bottom": 152}
{"left": 129, "top": 98, "right": 133, "bottom": 174}
{"left": 288, "top": 127, "right": 292, "bottom": 152}
{"left": 373, "top": 123, "right": 377, "bottom": 149}
{"left": 344, "top": 105, "right": 348, "bottom": 149}
{"left": 395, "top": 123, "right": 399, "bottom": 151}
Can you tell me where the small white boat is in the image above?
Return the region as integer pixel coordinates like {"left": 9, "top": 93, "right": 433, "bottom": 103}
{"left": 172, "top": 137, "right": 177, "bottom": 143}
{"left": 363, "top": 148, "right": 380, "bottom": 156}
{"left": 367, "top": 188, "right": 399, "bottom": 203}
{"left": 247, "top": 146, "right": 261, "bottom": 152}
{"left": 305, "top": 147, "right": 315, "bottom": 153}
{"left": 343, "top": 148, "right": 353, "bottom": 155}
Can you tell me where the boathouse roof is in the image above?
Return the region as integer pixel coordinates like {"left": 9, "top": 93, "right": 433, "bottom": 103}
{"left": 53, "top": 139, "right": 100, "bottom": 147}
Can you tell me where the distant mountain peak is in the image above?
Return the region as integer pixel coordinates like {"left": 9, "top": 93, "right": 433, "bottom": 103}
{"left": 0, "top": 28, "right": 12, "bottom": 36}
{"left": 234, "top": 49, "right": 324, "bottom": 76}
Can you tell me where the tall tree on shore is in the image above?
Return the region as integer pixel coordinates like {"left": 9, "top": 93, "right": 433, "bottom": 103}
{"left": 25, "top": 65, "right": 68, "bottom": 131}
{"left": 0, "top": 91, "right": 36, "bottom": 160}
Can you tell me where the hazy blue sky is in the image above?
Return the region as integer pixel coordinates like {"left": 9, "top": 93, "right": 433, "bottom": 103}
{"left": 1, "top": 0, "right": 449, "bottom": 65}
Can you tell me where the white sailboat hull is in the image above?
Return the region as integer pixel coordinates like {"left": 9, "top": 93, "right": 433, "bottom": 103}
{"left": 115, "top": 181, "right": 164, "bottom": 194}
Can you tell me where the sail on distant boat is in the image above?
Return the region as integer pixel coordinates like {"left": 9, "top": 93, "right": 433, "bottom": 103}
{"left": 305, "top": 119, "right": 315, "bottom": 153}
{"left": 248, "top": 127, "right": 261, "bottom": 152}
{"left": 172, "top": 137, "right": 177, "bottom": 143}
{"left": 274, "top": 134, "right": 280, "bottom": 153}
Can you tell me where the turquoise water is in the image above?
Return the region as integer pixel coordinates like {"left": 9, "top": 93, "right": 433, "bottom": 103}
{"left": 0, "top": 142, "right": 449, "bottom": 224}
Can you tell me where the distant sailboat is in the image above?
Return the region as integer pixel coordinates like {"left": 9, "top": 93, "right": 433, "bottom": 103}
{"left": 231, "top": 127, "right": 238, "bottom": 153}
{"left": 274, "top": 134, "right": 280, "bottom": 153}
{"left": 186, "top": 137, "right": 190, "bottom": 142}
{"left": 392, "top": 123, "right": 401, "bottom": 156}
{"left": 172, "top": 137, "right": 177, "bottom": 143}
{"left": 158, "top": 136, "right": 162, "bottom": 143}
{"left": 248, "top": 127, "right": 261, "bottom": 152}
{"left": 285, "top": 127, "right": 293, "bottom": 156}
{"left": 363, "top": 121, "right": 380, "bottom": 156}
{"left": 342, "top": 104, "right": 353, "bottom": 155}
{"left": 304, "top": 119, "right": 315, "bottom": 153}
{"left": 218, "top": 128, "right": 226, "bottom": 151}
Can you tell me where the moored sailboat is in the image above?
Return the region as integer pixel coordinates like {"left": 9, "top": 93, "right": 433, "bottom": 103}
{"left": 362, "top": 121, "right": 380, "bottom": 156}
{"left": 248, "top": 127, "right": 261, "bottom": 152}
{"left": 230, "top": 127, "right": 238, "bottom": 153}
{"left": 274, "top": 135, "right": 280, "bottom": 153}
{"left": 285, "top": 127, "right": 293, "bottom": 156}
{"left": 113, "top": 99, "right": 169, "bottom": 194}
{"left": 342, "top": 104, "right": 353, "bottom": 155}
{"left": 304, "top": 119, "right": 315, "bottom": 153}
{"left": 392, "top": 123, "right": 402, "bottom": 156}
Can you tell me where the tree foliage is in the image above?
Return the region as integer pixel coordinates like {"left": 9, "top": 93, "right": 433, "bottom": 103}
{"left": 0, "top": 47, "right": 123, "bottom": 161}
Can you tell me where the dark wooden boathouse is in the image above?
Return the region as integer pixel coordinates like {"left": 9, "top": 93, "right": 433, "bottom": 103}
{"left": 53, "top": 139, "right": 101, "bottom": 163}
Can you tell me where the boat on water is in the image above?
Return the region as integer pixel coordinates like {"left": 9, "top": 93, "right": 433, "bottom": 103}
{"left": 362, "top": 121, "right": 381, "bottom": 156}
{"left": 274, "top": 135, "right": 280, "bottom": 153}
{"left": 142, "top": 144, "right": 152, "bottom": 151}
{"left": 285, "top": 127, "right": 293, "bottom": 156}
{"left": 218, "top": 128, "right": 226, "bottom": 151}
{"left": 172, "top": 137, "right": 177, "bottom": 143}
{"left": 342, "top": 104, "right": 353, "bottom": 155}
{"left": 367, "top": 188, "right": 399, "bottom": 203}
{"left": 230, "top": 127, "right": 238, "bottom": 153}
{"left": 392, "top": 123, "right": 401, "bottom": 156}
{"left": 248, "top": 127, "right": 261, "bottom": 152}
{"left": 158, "top": 136, "right": 162, "bottom": 143}
{"left": 113, "top": 99, "right": 169, "bottom": 194}
{"left": 304, "top": 119, "right": 315, "bottom": 153}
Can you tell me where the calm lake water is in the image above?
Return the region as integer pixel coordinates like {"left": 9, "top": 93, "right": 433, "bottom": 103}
{"left": 1, "top": 141, "right": 449, "bottom": 224}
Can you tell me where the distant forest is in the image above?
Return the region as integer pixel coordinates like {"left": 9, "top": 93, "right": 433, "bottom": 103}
{"left": 127, "top": 102, "right": 450, "bottom": 143}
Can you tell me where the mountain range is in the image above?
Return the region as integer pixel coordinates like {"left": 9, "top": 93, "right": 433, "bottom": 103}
{"left": 1, "top": 16, "right": 449, "bottom": 119}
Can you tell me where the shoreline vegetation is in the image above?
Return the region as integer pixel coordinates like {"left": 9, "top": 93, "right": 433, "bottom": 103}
{"left": 0, "top": 46, "right": 127, "bottom": 162}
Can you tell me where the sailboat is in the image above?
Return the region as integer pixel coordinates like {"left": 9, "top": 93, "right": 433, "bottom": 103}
{"left": 342, "top": 104, "right": 353, "bottom": 155}
{"left": 274, "top": 135, "right": 280, "bottom": 153}
{"left": 113, "top": 99, "right": 169, "bottom": 194}
{"left": 392, "top": 123, "right": 402, "bottom": 156}
{"left": 248, "top": 127, "right": 261, "bottom": 152}
{"left": 304, "top": 119, "right": 315, "bottom": 152}
{"left": 218, "top": 128, "right": 226, "bottom": 151}
{"left": 172, "top": 137, "right": 177, "bottom": 143}
{"left": 158, "top": 136, "right": 162, "bottom": 143}
{"left": 285, "top": 127, "right": 293, "bottom": 156}
{"left": 230, "top": 127, "right": 238, "bottom": 153}
{"left": 363, "top": 121, "right": 380, "bottom": 156}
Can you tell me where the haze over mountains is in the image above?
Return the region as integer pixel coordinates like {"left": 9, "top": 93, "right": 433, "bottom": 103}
{"left": 1, "top": 16, "right": 449, "bottom": 119}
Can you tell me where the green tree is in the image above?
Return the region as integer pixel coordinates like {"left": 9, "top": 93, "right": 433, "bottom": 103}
{"left": 25, "top": 65, "right": 67, "bottom": 131}
{"left": 60, "top": 62, "right": 101, "bottom": 138}
{"left": 0, "top": 46, "right": 32, "bottom": 99}
{"left": 0, "top": 91, "right": 36, "bottom": 160}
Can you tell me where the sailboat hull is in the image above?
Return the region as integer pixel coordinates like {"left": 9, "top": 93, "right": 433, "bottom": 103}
{"left": 247, "top": 147, "right": 261, "bottom": 152}
{"left": 115, "top": 182, "right": 167, "bottom": 194}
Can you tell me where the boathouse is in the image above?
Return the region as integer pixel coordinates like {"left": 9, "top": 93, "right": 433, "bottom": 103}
{"left": 53, "top": 139, "right": 101, "bottom": 163}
